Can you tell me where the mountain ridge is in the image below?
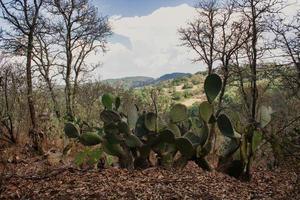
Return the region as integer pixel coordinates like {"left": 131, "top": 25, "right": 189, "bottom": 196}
{"left": 103, "top": 72, "right": 191, "bottom": 88}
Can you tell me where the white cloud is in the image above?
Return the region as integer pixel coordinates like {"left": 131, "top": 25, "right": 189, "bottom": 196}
{"left": 93, "top": 2, "right": 300, "bottom": 80}
{"left": 96, "top": 4, "right": 201, "bottom": 79}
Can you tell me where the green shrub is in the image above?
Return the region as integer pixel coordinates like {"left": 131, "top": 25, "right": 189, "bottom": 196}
{"left": 182, "top": 83, "right": 193, "bottom": 90}
{"left": 172, "top": 79, "right": 182, "bottom": 86}
{"left": 188, "top": 103, "right": 200, "bottom": 117}
{"left": 183, "top": 90, "right": 193, "bottom": 98}
{"left": 74, "top": 148, "right": 103, "bottom": 168}
{"left": 191, "top": 79, "right": 201, "bottom": 85}
{"left": 172, "top": 92, "right": 182, "bottom": 100}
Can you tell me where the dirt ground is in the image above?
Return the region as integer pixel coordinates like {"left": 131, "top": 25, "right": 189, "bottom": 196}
{"left": 0, "top": 150, "right": 299, "bottom": 200}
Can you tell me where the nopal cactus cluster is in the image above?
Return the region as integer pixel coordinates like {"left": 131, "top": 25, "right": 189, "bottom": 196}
{"left": 64, "top": 74, "right": 272, "bottom": 174}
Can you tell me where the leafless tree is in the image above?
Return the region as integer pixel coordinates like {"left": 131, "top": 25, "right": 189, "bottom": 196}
{"left": 234, "top": 0, "right": 283, "bottom": 179}
{"left": 49, "top": 0, "right": 111, "bottom": 118}
{"left": 0, "top": 0, "right": 45, "bottom": 152}
{"left": 269, "top": 10, "right": 300, "bottom": 89}
{"left": 214, "top": 2, "right": 250, "bottom": 110}
{"left": 179, "top": 1, "right": 249, "bottom": 109}
{"left": 0, "top": 55, "right": 15, "bottom": 144}
{"left": 179, "top": 0, "right": 219, "bottom": 75}
{"left": 32, "top": 19, "right": 61, "bottom": 119}
{"left": 0, "top": 55, "right": 27, "bottom": 144}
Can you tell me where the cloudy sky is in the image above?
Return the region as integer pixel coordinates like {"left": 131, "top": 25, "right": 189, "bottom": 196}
{"left": 89, "top": 0, "right": 299, "bottom": 80}
{"left": 91, "top": 0, "right": 201, "bottom": 79}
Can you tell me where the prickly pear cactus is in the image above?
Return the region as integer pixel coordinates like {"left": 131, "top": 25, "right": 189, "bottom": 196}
{"left": 62, "top": 73, "right": 272, "bottom": 174}
{"left": 79, "top": 132, "right": 102, "bottom": 146}
{"left": 169, "top": 104, "right": 188, "bottom": 123}
{"left": 64, "top": 122, "right": 80, "bottom": 138}
{"left": 217, "top": 101, "right": 271, "bottom": 178}
{"left": 204, "top": 74, "right": 222, "bottom": 103}
{"left": 101, "top": 93, "right": 114, "bottom": 110}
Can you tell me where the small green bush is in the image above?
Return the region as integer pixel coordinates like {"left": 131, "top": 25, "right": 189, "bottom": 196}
{"left": 182, "top": 83, "right": 193, "bottom": 90}
{"left": 172, "top": 92, "right": 182, "bottom": 100}
{"left": 183, "top": 90, "right": 193, "bottom": 98}
{"left": 191, "top": 79, "right": 201, "bottom": 85}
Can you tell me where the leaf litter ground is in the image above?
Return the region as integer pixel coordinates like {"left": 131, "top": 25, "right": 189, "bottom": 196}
{"left": 0, "top": 155, "right": 299, "bottom": 200}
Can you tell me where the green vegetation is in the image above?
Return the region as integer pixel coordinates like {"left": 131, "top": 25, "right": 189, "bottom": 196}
{"left": 182, "top": 82, "right": 193, "bottom": 89}
{"left": 63, "top": 74, "right": 268, "bottom": 177}
{"left": 172, "top": 92, "right": 182, "bottom": 101}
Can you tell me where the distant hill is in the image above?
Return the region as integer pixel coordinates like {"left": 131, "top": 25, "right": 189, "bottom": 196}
{"left": 103, "top": 72, "right": 191, "bottom": 88}
{"left": 153, "top": 72, "right": 191, "bottom": 84}
{"left": 104, "top": 76, "right": 154, "bottom": 88}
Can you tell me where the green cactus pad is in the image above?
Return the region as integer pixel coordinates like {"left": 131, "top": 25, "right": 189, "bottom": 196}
{"left": 221, "top": 138, "right": 240, "bottom": 158}
{"left": 64, "top": 122, "right": 80, "bottom": 138}
{"left": 103, "top": 141, "right": 124, "bottom": 157}
{"left": 183, "top": 132, "right": 202, "bottom": 146}
{"left": 100, "top": 110, "right": 121, "bottom": 124}
{"left": 199, "top": 101, "right": 213, "bottom": 122}
{"left": 102, "top": 93, "right": 114, "bottom": 110}
{"left": 79, "top": 132, "right": 102, "bottom": 146}
{"left": 104, "top": 123, "right": 123, "bottom": 144}
{"left": 145, "top": 112, "right": 157, "bottom": 132}
{"left": 158, "top": 130, "right": 176, "bottom": 143}
{"left": 170, "top": 104, "right": 188, "bottom": 123}
{"left": 125, "top": 134, "right": 143, "bottom": 148}
{"left": 127, "top": 103, "right": 139, "bottom": 129}
{"left": 118, "top": 121, "right": 130, "bottom": 135}
{"left": 217, "top": 114, "right": 235, "bottom": 138}
{"left": 157, "top": 120, "right": 167, "bottom": 132}
{"left": 175, "top": 138, "right": 194, "bottom": 158}
{"left": 182, "top": 118, "right": 192, "bottom": 131}
{"left": 167, "top": 123, "right": 181, "bottom": 138}
{"left": 204, "top": 74, "right": 222, "bottom": 103}
{"left": 191, "top": 118, "right": 208, "bottom": 145}
{"left": 135, "top": 115, "right": 149, "bottom": 138}
{"left": 257, "top": 106, "right": 273, "bottom": 128}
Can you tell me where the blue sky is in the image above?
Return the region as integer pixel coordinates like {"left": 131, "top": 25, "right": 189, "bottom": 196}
{"left": 93, "top": 0, "right": 196, "bottom": 17}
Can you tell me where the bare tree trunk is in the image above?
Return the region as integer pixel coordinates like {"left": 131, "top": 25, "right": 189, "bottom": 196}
{"left": 65, "top": 24, "right": 73, "bottom": 119}
{"left": 296, "top": 62, "right": 300, "bottom": 78}
{"left": 26, "top": 31, "right": 43, "bottom": 152}
{"left": 71, "top": 73, "right": 79, "bottom": 114}
{"left": 46, "top": 79, "right": 60, "bottom": 119}
{"left": 245, "top": 1, "right": 258, "bottom": 180}
{"left": 26, "top": 32, "right": 37, "bottom": 130}
{"left": 3, "top": 72, "right": 16, "bottom": 143}
{"left": 65, "top": 74, "right": 72, "bottom": 119}
{"left": 65, "top": 58, "right": 73, "bottom": 118}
